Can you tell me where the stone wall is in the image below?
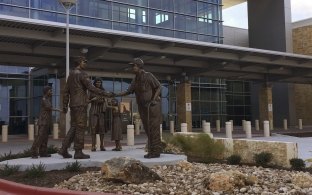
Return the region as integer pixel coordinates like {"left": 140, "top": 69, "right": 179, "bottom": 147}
{"left": 292, "top": 25, "right": 312, "bottom": 125}
{"left": 174, "top": 132, "right": 298, "bottom": 168}
{"left": 215, "top": 138, "right": 298, "bottom": 168}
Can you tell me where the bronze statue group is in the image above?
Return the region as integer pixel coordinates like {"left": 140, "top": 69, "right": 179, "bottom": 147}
{"left": 31, "top": 57, "right": 162, "bottom": 159}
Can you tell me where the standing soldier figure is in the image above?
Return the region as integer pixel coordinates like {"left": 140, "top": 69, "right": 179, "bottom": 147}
{"left": 89, "top": 78, "right": 108, "bottom": 152}
{"left": 115, "top": 58, "right": 162, "bottom": 158}
{"left": 31, "top": 86, "right": 61, "bottom": 159}
{"left": 59, "top": 56, "right": 113, "bottom": 159}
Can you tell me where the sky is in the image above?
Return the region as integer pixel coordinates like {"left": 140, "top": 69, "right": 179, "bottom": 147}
{"left": 223, "top": 0, "right": 312, "bottom": 29}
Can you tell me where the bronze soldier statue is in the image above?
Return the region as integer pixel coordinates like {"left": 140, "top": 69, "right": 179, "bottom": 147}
{"left": 107, "top": 98, "right": 123, "bottom": 151}
{"left": 89, "top": 78, "right": 107, "bottom": 152}
{"left": 31, "top": 86, "right": 61, "bottom": 159}
{"left": 59, "top": 56, "right": 113, "bottom": 159}
{"left": 115, "top": 58, "right": 162, "bottom": 158}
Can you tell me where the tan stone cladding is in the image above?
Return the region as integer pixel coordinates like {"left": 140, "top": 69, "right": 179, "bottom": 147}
{"left": 293, "top": 25, "right": 312, "bottom": 125}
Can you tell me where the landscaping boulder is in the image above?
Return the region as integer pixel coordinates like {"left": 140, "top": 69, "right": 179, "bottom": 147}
{"left": 204, "top": 170, "right": 257, "bottom": 192}
{"left": 101, "top": 157, "right": 163, "bottom": 184}
{"left": 292, "top": 172, "right": 312, "bottom": 188}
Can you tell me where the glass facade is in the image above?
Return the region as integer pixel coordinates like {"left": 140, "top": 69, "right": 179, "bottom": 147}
{"left": 0, "top": 0, "right": 253, "bottom": 132}
{"left": 0, "top": 66, "right": 30, "bottom": 134}
{"left": 0, "top": 0, "right": 223, "bottom": 43}
{"left": 226, "top": 80, "right": 251, "bottom": 126}
{"left": 191, "top": 77, "right": 226, "bottom": 128}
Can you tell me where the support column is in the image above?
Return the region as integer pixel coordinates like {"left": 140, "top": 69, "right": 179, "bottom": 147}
{"left": 177, "top": 81, "right": 192, "bottom": 132}
{"left": 59, "top": 77, "right": 67, "bottom": 138}
{"left": 259, "top": 83, "right": 273, "bottom": 129}
{"left": 248, "top": 0, "right": 292, "bottom": 52}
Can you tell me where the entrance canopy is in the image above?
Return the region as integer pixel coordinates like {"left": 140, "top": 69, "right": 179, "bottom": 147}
{"left": 1, "top": 15, "right": 312, "bottom": 83}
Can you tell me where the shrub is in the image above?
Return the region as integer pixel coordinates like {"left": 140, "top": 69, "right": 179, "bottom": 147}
{"left": 24, "top": 163, "right": 46, "bottom": 178}
{"left": 64, "top": 161, "right": 81, "bottom": 172}
{"left": 47, "top": 145, "right": 59, "bottom": 154}
{"left": 226, "top": 154, "right": 242, "bottom": 165}
{"left": 168, "top": 133, "right": 225, "bottom": 163}
{"left": 254, "top": 152, "right": 273, "bottom": 167}
{"left": 290, "top": 158, "right": 305, "bottom": 171}
{"left": 0, "top": 145, "right": 58, "bottom": 162}
{"left": 0, "top": 151, "right": 13, "bottom": 162}
{"left": 0, "top": 164, "right": 20, "bottom": 176}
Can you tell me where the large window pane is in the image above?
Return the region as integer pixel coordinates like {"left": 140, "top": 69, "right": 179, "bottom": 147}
{"left": 149, "top": 0, "right": 173, "bottom": 11}
{"left": 174, "top": 0, "right": 196, "bottom": 15}
{"left": 149, "top": 10, "right": 173, "bottom": 29}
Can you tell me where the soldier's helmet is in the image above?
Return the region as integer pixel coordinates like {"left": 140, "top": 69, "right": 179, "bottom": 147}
{"left": 73, "top": 56, "right": 87, "bottom": 66}
{"left": 129, "top": 58, "right": 144, "bottom": 68}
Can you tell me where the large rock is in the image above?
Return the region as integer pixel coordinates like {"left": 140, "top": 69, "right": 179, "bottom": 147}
{"left": 204, "top": 170, "right": 257, "bottom": 192}
{"left": 101, "top": 157, "right": 163, "bottom": 184}
{"left": 292, "top": 172, "right": 312, "bottom": 188}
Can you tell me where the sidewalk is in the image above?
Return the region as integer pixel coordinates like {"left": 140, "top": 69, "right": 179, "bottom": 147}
{"left": 1, "top": 127, "right": 312, "bottom": 170}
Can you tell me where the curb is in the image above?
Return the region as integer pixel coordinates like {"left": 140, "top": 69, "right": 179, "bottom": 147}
{"left": 0, "top": 179, "right": 115, "bottom": 195}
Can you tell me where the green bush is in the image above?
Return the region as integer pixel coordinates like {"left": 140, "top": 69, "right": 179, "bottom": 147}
{"left": 290, "top": 158, "right": 305, "bottom": 171}
{"left": 254, "top": 152, "right": 273, "bottom": 167}
{"left": 47, "top": 145, "right": 59, "bottom": 154}
{"left": 24, "top": 163, "right": 46, "bottom": 178}
{"left": 0, "top": 151, "right": 13, "bottom": 162}
{"left": 64, "top": 161, "right": 81, "bottom": 172}
{"left": 0, "top": 164, "right": 20, "bottom": 176}
{"left": 0, "top": 145, "right": 58, "bottom": 162}
{"left": 226, "top": 154, "right": 242, "bottom": 165}
{"left": 168, "top": 133, "right": 225, "bottom": 163}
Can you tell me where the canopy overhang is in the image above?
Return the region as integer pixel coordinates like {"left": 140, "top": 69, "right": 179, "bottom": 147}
{"left": 0, "top": 15, "right": 312, "bottom": 83}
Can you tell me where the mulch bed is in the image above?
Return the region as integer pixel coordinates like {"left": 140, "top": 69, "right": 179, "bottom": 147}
{"left": 0, "top": 167, "right": 100, "bottom": 188}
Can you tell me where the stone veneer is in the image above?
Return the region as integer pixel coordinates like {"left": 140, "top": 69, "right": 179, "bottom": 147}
{"left": 175, "top": 132, "right": 298, "bottom": 168}
{"left": 292, "top": 25, "right": 312, "bottom": 125}
{"left": 215, "top": 138, "right": 298, "bottom": 168}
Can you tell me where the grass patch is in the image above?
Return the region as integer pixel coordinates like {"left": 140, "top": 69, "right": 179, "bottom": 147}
{"left": 0, "top": 164, "right": 20, "bottom": 176}
{"left": 164, "top": 133, "right": 225, "bottom": 163}
{"left": 64, "top": 161, "right": 81, "bottom": 172}
{"left": 0, "top": 145, "right": 58, "bottom": 162}
{"left": 24, "top": 163, "right": 46, "bottom": 178}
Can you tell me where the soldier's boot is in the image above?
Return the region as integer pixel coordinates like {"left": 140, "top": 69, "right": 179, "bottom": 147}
{"left": 74, "top": 150, "right": 90, "bottom": 159}
{"left": 100, "top": 134, "right": 106, "bottom": 151}
{"left": 112, "top": 140, "right": 122, "bottom": 151}
{"left": 30, "top": 147, "right": 38, "bottom": 159}
{"left": 91, "top": 134, "right": 96, "bottom": 152}
{"left": 40, "top": 153, "right": 51, "bottom": 157}
{"left": 117, "top": 141, "right": 122, "bottom": 151}
{"left": 58, "top": 148, "right": 72, "bottom": 158}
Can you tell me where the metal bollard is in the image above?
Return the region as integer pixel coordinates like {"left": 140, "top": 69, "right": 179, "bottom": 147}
{"left": 299, "top": 119, "right": 303, "bottom": 130}
{"left": 264, "top": 121, "right": 270, "bottom": 137}
{"left": 170, "top": 120, "right": 175, "bottom": 134}
{"left": 127, "top": 125, "right": 134, "bottom": 146}
{"left": 135, "top": 119, "right": 140, "bottom": 135}
{"left": 2, "top": 125, "right": 8, "bottom": 142}
{"left": 225, "top": 122, "right": 232, "bottom": 138}
{"left": 28, "top": 124, "right": 34, "bottom": 141}
{"left": 53, "top": 123, "right": 59, "bottom": 139}
{"left": 96, "top": 134, "right": 101, "bottom": 149}
{"left": 216, "top": 120, "right": 220, "bottom": 132}
{"left": 245, "top": 121, "right": 252, "bottom": 139}
{"left": 255, "top": 119, "right": 260, "bottom": 131}
{"left": 283, "top": 119, "right": 288, "bottom": 130}
{"left": 203, "top": 122, "right": 211, "bottom": 133}
{"left": 181, "top": 123, "right": 187, "bottom": 132}
{"left": 242, "top": 120, "right": 246, "bottom": 131}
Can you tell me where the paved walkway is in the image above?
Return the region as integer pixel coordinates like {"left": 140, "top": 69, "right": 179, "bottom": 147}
{"left": 1, "top": 127, "right": 312, "bottom": 170}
